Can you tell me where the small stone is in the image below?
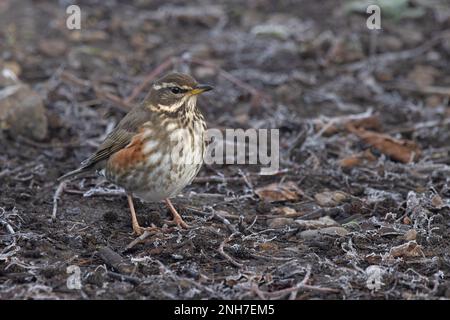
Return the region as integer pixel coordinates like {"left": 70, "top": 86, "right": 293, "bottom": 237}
{"left": 295, "top": 216, "right": 339, "bottom": 229}
{"left": 0, "top": 66, "right": 20, "bottom": 87}
{"left": 314, "top": 191, "right": 349, "bottom": 207}
{"left": 0, "top": 83, "right": 48, "bottom": 140}
{"left": 365, "top": 265, "right": 385, "bottom": 291}
{"left": 299, "top": 226, "right": 348, "bottom": 240}
{"left": 255, "top": 181, "right": 303, "bottom": 203}
{"left": 38, "top": 39, "right": 67, "bottom": 57}
{"left": 403, "top": 216, "right": 412, "bottom": 225}
{"left": 2, "top": 61, "right": 21, "bottom": 78}
{"left": 404, "top": 229, "right": 417, "bottom": 241}
{"left": 267, "top": 217, "right": 295, "bottom": 228}
{"left": 272, "top": 206, "right": 298, "bottom": 216}
{"left": 380, "top": 35, "right": 403, "bottom": 51}
{"left": 407, "top": 65, "right": 438, "bottom": 87}
{"left": 431, "top": 194, "right": 444, "bottom": 209}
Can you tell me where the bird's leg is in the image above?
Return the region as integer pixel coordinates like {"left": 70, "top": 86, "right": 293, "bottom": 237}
{"left": 127, "top": 194, "right": 159, "bottom": 235}
{"left": 164, "top": 198, "right": 189, "bottom": 229}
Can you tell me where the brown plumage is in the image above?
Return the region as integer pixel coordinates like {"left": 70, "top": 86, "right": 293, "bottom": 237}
{"left": 59, "top": 72, "right": 212, "bottom": 235}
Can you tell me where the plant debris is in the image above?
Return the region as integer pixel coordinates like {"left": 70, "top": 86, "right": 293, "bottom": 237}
{"left": 1, "top": 0, "right": 450, "bottom": 300}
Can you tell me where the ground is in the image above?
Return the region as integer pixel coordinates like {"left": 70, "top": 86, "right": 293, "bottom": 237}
{"left": 1, "top": 0, "right": 450, "bottom": 300}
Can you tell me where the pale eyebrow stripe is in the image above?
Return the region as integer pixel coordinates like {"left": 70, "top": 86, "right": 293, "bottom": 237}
{"left": 152, "top": 83, "right": 193, "bottom": 90}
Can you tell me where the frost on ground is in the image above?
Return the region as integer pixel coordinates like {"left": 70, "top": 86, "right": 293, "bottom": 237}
{"left": 1, "top": 0, "right": 450, "bottom": 299}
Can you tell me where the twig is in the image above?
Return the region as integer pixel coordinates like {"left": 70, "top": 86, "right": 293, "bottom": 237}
{"left": 289, "top": 265, "right": 311, "bottom": 300}
{"left": 0, "top": 208, "right": 15, "bottom": 235}
{"left": 211, "top": 208, "right": 238, "bottom": 234}
{"left": 262, "top": 272, "right": 339, "bottom": 299}
{"left": 185, "top": 206, "right": 241, "bottom": 220}
{"left": 190, "top": 57, "right": 271, "bottom": 107}
{"left": 16, "top": 136, "right": 80, "bottom": 149}
{"left": 125, "top": 56, "right": 175, "bottom": 104}
{"left": 381, "top": 82, "right": 450, "bottom": 97}
{"left": 249, "top": 253, "right": 294, "bottom": 262}
{"left": 217, "top": 233, "right": 244, "bottom": 268}
{"left": 193, "top": 175, "right": 236, "bottom": 183}
{"left": 388, "top": 118, "right": 450, "bottom": 134}
{"left": 60, "top": 71, "right": 90, "bottom": 87}
{"left": 106, "top": 271, "right": 141, "bottom": 285}
{"left": 342, "top": 32, "right": 444, "bottom": 72}
{"left": 52, "top": 181, "right": 67, "bottom": 220}
{"left": 125, "top": 230, "right": 153, "bottom": 250}
{"left": 287, "top": 126, "right": 310, "bottom": 157}
{"left": 98, "top": 246, "right": 134, "bottom": 274}
{"left": 93, "top": 85, "right": 130, "bottom": 110}
{"left": 60, "top": 71, "right": 130, "bottom": 112}
{"left": 83, "top": 186, "right": 125, "bottom": 197}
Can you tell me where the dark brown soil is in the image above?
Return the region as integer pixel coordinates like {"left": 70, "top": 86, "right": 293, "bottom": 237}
{"left": 1, "top": 0, "right": 450, "bottom": 300}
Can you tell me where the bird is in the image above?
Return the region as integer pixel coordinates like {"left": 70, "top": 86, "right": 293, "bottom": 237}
{"left": 58, "top": 72, "right": 213, "bottom": 235}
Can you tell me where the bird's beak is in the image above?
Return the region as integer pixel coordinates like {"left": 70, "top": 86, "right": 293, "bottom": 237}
{"left": 190, "top": 84, "right": 214, "bottom": 95}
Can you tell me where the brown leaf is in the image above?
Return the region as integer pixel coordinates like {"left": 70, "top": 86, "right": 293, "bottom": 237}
{"left": 348, "top": 126, "right": 421, "bottom": 163}
{"left": 271, "top": 206, "right": 298, "bottom": 216}
{"left": 255, "top": 181, "right": 303, "bottom": 202}
{"left": 407, "top": 65, "right": 438, "bottom": 87}
{"left": 339, "top": 149, "right": 377, "bottom": 168}
{"left": 314, "top": 191, "right": 349, "bottom": 207}
{"left": 316, "top": 114, "right": 381, "bottom": 136}
{"left": 38, "top": 39, "right": 67, "bottom": 57}
{"left": 388, "top": 241, "right": 424, "bottom": 259}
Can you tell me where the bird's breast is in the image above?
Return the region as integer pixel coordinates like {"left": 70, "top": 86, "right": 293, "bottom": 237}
{"left": 107, "top": 117, "right": 206, "bottom": 202}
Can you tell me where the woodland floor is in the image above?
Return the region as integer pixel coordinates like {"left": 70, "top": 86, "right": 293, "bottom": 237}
{"left": 1, "top": 0, "right": 450, "bottom": 299}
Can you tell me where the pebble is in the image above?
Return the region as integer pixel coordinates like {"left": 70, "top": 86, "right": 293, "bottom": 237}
{"left": 295, "top": 216, "right": 339, "bottom": 229}
{"left": 404, "top": 229, "right": 417, "bottom": 241}
{"left": 299, "top": 226, "right": 348, "bottom": 240}
{"left": 267, "top": 217, "right": 295, "bottom": 228}
{"left": 0, "top": 82, "right": 48, "bottom": 140}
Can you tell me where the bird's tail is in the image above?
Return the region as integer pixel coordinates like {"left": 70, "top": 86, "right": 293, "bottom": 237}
{"left": 57, "top": 166, "right": 91, "bottom": 181}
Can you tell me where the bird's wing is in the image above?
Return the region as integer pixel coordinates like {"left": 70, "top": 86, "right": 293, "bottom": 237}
{"left": 80, "top": 104, "right": 152, "bottom": 169}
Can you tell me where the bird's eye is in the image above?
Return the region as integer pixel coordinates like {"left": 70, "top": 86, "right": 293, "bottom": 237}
{"left": 171, "top": 87, "right": 182, "bottom": 94}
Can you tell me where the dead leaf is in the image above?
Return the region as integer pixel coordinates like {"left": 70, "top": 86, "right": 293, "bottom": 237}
{"left": 255, "top": 181, "right": 303, "bottom": 202}
{"left": 388, "top": 241, "right": 424, "bottom": 259}
{"left": 314, "top": 191, "right": 349, "bottom": 207}
{"left": 38, "top": 39, "right": 67, "bottom": 57}
{"left": 431, "top": 194, "right": 444, "bottom": 209}
{"left": 365, "top": 253, "right": 382, "bottom": 264}
{"left": 339, "top": 149, "right": 377, "bottom": 168}
{"left": 316, "top": 114, "right": 381, "bottom": 136}
{"left": 348, "top": 126, "right": 421, "bottom": 163}
{"left": 407, "top": 65, "right": 438, "bottom": 87}
{"left": 271, "top": 206, "right": 298, "bottom": 216}
{"left": 403, "top": 216, "right": 412, "bottom": 225}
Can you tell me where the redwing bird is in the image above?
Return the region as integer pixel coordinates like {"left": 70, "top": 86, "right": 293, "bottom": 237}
{"left": 59, "top": 72, "right": 212, "bottom": 235}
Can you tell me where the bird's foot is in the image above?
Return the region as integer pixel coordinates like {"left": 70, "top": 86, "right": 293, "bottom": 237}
{"left": 132, "top": 224, "right": 162, "bottom": 236}
{"left": 164, "top": 216, "right": 190, "bottom": 229}
{"left": 164, "top": 198, "right": 190, "bottom": 229}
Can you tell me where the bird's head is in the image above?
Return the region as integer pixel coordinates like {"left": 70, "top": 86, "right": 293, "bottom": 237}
{"left": 148, "top": 72, "right": 213, "bottom": 114}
